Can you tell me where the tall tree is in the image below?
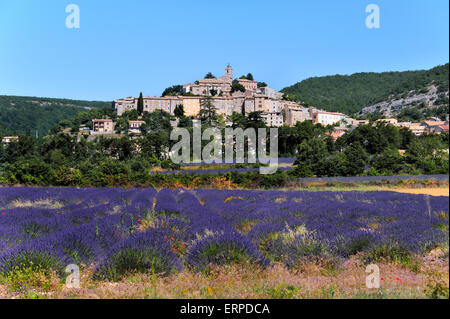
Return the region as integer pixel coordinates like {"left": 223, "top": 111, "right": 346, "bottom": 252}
{"left": 137, "top": 92, "right": 144, "bottom": 115}
{"left": 199, "top": 96, "right": 218, "bottom": 126}
{"left": 174, "top": 104, "right": 185, "bottom": 118}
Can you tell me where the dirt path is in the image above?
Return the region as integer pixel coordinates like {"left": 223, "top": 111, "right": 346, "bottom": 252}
{"left": 383, "top": 188, "right": 449, "bottom": 197}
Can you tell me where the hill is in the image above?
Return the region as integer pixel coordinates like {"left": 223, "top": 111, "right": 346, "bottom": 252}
{"left": 0, "top": 95, "right": 111, "bottom": 136}
{"left": 281, "top": 63, "right": 449, "bottom": 118}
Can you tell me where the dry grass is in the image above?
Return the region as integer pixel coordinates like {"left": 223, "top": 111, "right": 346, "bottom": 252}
{"left": 382, "top": 188, "right": 449, "bottom": 197}
{"left": 2, "top": 254, "right": 446, "bottom": 299}
{"left": 8, "top": 199, "right": 64, "bottom": 209}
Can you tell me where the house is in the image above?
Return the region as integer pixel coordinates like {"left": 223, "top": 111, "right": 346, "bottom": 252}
{"left": 183, "top": 65, "right": 233, "bottom": 96}
{"left": 421, "top": 120, "right": 446, "bottom": 128}
{"left": 376, "top": 118, "right": 398, "bottom": 125}
{"left": 114, "top": 97, "right": 137, "bottom": 116}
{"left": 355, "top": 120, "right": 370, "bottom": 126}
{"left": 326, "top": 130, "right": 346, "bottom": 141}
{"left": 421, "top": 120, "right": 448, "bottom": 134}
{"left": 284, "top": 104, "right": 311, "bottom": 126}
{"left": 256, "top": 86, "right": 283, "bottom": 99}
{"left": 311, "top": 110, "right": 346, "bottom": 126}
{"left": 261, "top": 112, "right": 284, "bottom": 127}
{"left": 92, "top": 119, "right": 115, "bottom": 133}
{"left": 433, "top": 124, "right": 449, "bottom": 134}
{"left": 1, "top": 136, "right": 19, "bottom": 144}
{"left": 128, "top": 120, "right": 146, "bottom": 134}
{"left": 407, "top": 123, "right": 426, "bottom": 136}
{"left": 237, "top": 78, "right": 258, "bottom": 92}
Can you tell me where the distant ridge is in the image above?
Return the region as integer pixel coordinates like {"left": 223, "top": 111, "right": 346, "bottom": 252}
{"left": 281, "top": 63, "right": 449, "bottom": 119}
{"left": 0, "top": 95, "right": 111, "bottom": 136}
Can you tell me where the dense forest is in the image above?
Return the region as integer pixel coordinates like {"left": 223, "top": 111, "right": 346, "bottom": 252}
{"left": 281, "top": 63, "right": 449, "bottom": 115}
{"left": 0, "top": 95, "right": 111, "bottom": 136}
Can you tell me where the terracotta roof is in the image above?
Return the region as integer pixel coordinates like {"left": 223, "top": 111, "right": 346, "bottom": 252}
{"left": 440, "top": 125, "right": 449, "bottom": 131}
{"left": 92, "top": 119, "right": 113, "bottom": 122}
{"left": 315, "top": 110, "right": 345, "bottom": 116}
{"left": 423, "top": 120, "right": 446, "bottom": 126}
{"left": 237, "top": 78, "right": 256, "bottom": 82}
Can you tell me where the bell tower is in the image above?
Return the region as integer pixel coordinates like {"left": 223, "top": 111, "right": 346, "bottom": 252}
{"left": 224, "top": 64, "right": 233, "bottom": 82}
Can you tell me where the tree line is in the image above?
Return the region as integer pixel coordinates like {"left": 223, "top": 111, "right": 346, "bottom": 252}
{"left": 0, "top": 102, "right": 448, "bottom": 187}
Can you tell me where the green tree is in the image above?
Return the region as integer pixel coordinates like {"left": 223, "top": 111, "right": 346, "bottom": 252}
{"left": 293, "top": 138, "right": 328, "bottom": 176}
{"left": 372, "top": 148, "right": 405, "bottom": 174}
{"left": 174, "top": 104, "right": 185, "bottom": 118}
{"left": 246, "top": 111, "right": 266, "bottom": 129}
{"left": 343, "top": 142, "right": 369, "bottom": 176}
{"left": 162, "top": 85, "right": 183, "bottom": 97}
{"left": 137, "top": 92, "right": 144, "bottom": 115}
{"left": 199, "top": 96, "right": 218, "bottom": 126}
{"left": 230, "top": 112, "right": 247, "bottom": 129}
{"left": 231, "top": 83, "right": 246, "bottom": 93}
{"left": 257, "top": 82, "right": 267, "bottom": 88}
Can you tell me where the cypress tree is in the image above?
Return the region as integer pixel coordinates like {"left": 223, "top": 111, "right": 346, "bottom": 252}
{"left": 137, "top": 92, "right": 144, "bottom": 115}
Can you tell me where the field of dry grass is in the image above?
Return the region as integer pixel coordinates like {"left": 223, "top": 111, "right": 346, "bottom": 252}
{"left": 1, "top": 251, "right": 447, "bottom": 299}
{"left": 383, "top": 188, "right": 449, "bottom": 197}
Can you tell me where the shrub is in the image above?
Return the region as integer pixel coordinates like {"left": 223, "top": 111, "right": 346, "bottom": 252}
{"left": 334, "top": 232, "right": 376, "bottom": 257}
{"left": 94, "top": 230, "right": 182, "bottom": 281}
{"left": 364, "top": 242, "right": 413, "bottom": 267}
{"left": 282, "top": 232, "right": 331, "bottom": 268}
{"left": 0, "top": 245, "right": 63, "bottom": 276}
{"left": 0, "top": 265, "right": 53, "bottom": 298}
{"left": 185, "top": 233, "right": 269, "bottom": 272}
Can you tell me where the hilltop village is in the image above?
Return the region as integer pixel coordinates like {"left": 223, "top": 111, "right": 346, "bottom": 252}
{"left": 4, "top": 65, "right": 447, "bottom": 145}
{"left": 108, "top": 65, "right": 447, "bottom": 137}
{"left": 113, "top": 65, "right": 354, "bottom": 129}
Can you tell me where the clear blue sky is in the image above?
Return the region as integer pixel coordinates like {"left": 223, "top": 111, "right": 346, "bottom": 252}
{"left": 0, "top": 0, "right": 448, "bottom": 101}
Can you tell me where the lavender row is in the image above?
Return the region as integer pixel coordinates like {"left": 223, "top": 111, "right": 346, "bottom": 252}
{"left": 179, "top": 157, "right": 297, "bottom": 166}
{"left": 0, "top": 187, "right": 447, "bottom": 281}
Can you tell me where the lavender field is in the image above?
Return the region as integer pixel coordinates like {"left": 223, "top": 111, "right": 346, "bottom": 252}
{"left": 0, "top": 187, "right": 448, "bottom": 298}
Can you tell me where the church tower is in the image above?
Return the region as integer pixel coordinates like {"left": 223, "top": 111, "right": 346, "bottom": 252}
{"left": 224, "top": 64, "right": 233, "bottom": 82}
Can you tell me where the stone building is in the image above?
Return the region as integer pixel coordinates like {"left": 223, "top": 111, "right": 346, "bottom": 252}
{"left": 129, "top": 120, "right": 146, "bottom": 134}
{"left": 114, "top": 97, "right": 137, "bottom": 116}
{"left": 261, "top": 112, "right": 284, "bottom": 127}
{"left": 183, "top": 65, "right": 233, "bottom": 96}
{"left": 310, "top": 110, "right": 347, "bottom": 126}
{"left": 92, "top": 119, "right": 115, "bottom": 133}
{"left": 284, "top": 104, "right": 311, "bottom": 126}
{"left": 237, "top": 78, "right": 257, "bottom": 93}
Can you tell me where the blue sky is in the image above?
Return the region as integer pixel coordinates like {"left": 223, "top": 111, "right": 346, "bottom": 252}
{"left": 0, "top": 0, "right": 448, "bottom": 101}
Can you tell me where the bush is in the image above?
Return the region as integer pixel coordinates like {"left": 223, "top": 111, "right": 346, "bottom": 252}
{"left": 364, "top": 242, "right": 413, "bottom": 267}
{"left": 277, "top": 232, "right": 331, "bottom": 268}
{"left": 0, "top": 246, "right": 62, "bottom": 276}
{"left": 94, "top": 230, "right": 182, "bottom": 281}
{"left": 185, "top": 233, "right": 269, "bottom": 272}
